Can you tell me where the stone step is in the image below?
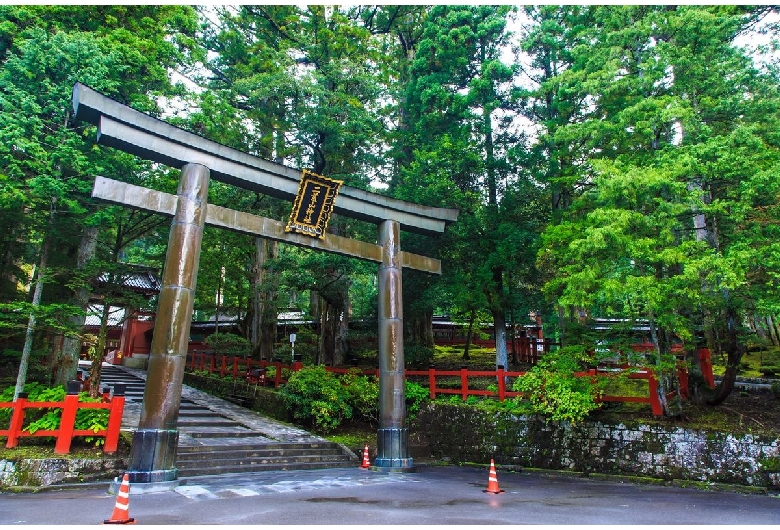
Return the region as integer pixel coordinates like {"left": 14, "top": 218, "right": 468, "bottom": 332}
{"left": 176, "top": 418, "right": 244, "bottom": 428}
{"left": 176, "top": 460, "right": 355, "bottom": 477}
{"left": 177, "top": 441, "right": 342, "bottom": 453}
{"left": 177, "top": 453, "right": 352, "bottom": 467}
{"left": 179, "top": 403, "right": 211, "bottom": 411}
{"left": 178, "top": 409, "right": 221, "bottom": 417}
{"left": 181, "top": 428, "right": 262, "bottom": 438}
{"left": 79, "top": 363, "right": 358, "bottom": 477}
{"left": 176, "top": 447, "right": 347, "bottom": 461}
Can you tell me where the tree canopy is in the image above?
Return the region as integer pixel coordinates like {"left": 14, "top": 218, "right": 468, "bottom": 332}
{"left": 1, "top": 5, "right": 778, "bottom": 407}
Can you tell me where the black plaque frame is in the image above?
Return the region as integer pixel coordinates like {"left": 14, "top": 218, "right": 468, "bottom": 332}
{"left": 285, "top": 170, "right": 343, "bottom": 239}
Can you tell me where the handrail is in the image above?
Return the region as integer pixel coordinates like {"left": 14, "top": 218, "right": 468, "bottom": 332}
{"left": 0, "top": 381, "right": 126, "bottom": 454}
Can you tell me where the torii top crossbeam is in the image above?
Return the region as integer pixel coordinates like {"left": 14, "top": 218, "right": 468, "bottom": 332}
{"left": 72, "top": 82, "right": 458, "bottom": 236}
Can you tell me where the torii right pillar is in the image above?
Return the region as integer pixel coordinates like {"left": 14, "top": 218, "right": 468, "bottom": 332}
{"left": 373, "top": 220, "right": 415, "bottom": 472}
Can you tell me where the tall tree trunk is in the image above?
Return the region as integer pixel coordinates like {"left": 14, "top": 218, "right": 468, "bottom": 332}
{"left": 766, "top": 315, "right": 779, "bottom": 346}
{"left": 706, "top": 304, "right": 744, "bottom": 405}
{"left": 493, "top": 309, "right": 508, "bottom": 370}
{"left": 88, "top": 303, "right": 111, "bottom": 398}
{"left": 319, "top": 296, "right": 334, "bottom": 365}
{"left": 14, "top": 229, "right": 51, "bottom": 400}
{"left": 250, "top": 237, "right": 278, "bottom": 360}
{"left": 54, "top": 224, "right": 98, "bottom": 385}
{"left": 333, "top": 294, "right": 350, "bottom": 366}
{"left": 490, "top": 266, "right": 508, "bottom": 370}
{"left": 647, "top": 315, "right": 672, "bottom": 416}
{"left": 408, "top": 311, "right": 435, "bottom": 347}
{"left": 421, "top": 310, "right": 434, "bottom": 348}
{"left": 463, "top": 308, "right": 475, "bottom": 361}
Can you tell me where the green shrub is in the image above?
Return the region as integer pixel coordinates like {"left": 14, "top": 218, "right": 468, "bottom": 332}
{"left": 512, "top": 346, "right": 602, "bottom": 423}
{"left": 405, "top": 344, "right": 434, "bottom": 369}
{"left": 404, "top": 381, "right": 429, "bottom": 421}
{"left": 279, "top": 366, "right": 352, "bottom": 432}
{"left": 205, "top": 332, "right": 251, "bottom": 357}
{"left": 341, "top": 369, "right": 379, "bottom": 423}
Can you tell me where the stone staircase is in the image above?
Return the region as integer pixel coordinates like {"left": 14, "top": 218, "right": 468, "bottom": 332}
{"left": 82, "top": 362, "right": 357, "bottom": 478}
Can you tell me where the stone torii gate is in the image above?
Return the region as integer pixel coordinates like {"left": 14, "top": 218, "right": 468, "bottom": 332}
{"left": 72, "top": 83, "right": 458, "bottom": 487}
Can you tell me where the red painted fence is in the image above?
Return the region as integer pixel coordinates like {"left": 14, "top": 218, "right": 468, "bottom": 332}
{"left": 185, "top": 351, "right": 709, "bottom": 417}
{"left": 0, "top": 381, "right": 125, "bottom": 454}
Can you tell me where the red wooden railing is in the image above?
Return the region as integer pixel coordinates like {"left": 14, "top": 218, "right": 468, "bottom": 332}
{"left": 185, "top": 352, "right": 694, "bottom": 416}
{"left": 0, "top": 381, "right": 125, "bottom": 454}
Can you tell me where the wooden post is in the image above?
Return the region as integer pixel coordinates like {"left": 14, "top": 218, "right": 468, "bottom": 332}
{"left": 648, "top": 373, "right": 663, "bottom": 416}
{"left": 428, "top": 365, "right": 437, "bottom": 400}
{"left": 104, "top": 384, "right": 126, "bottom": 453}
{"left": 460, "top": 366, "right": 469, "bottom": 401}
{"left": 55, "top": 381, "right": 82, "bottom": 454}
{"left": 274, "top": 360, "right": 282, "bottom": 388}
{"left": 497, "top": 365, "right": 506, "bottom": 402}
{"left": 6, "top": 393, "right": 28, "bottom": 448}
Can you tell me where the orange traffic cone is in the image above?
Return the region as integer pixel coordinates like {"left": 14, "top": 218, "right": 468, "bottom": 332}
{"left": 104, "top": 473, "right": 136, "bottom": 524}
{"left": 483, "top": 459, "right": 505, "bottom": 494}
{"left": 360, "top": 445, "right": 371, "bottom": 469}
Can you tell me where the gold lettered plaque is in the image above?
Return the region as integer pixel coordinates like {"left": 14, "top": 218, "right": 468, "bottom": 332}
{"left": 285, "top": 170, "right": 343, "bottom": 239}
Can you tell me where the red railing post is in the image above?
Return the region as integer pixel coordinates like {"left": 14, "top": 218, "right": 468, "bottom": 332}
{"left": 104, "top": 384, "right": 126, "bottom": 454}
{"left": 428, "top": 365, "right": 437, "bottom": 400}
{"left": 647, "top": 372, "right": 663, "bottom": 417}
{"left": 677, "top": 362, "right": 689, "bottom": 400}
{"left": 274, "top": 360, "right": 282, "bottom": 388}
{"left": 6, "top": 393, "right": 28, "bottom": 449}
{"left": 698, "top": 347, "right": 715, "bottom": 388}
{"left": 55, "top": 381, "right": 82, "bottom": 454}
{"left": 497, "top": 365, "right": 506, "bottom": 402}
{"left": 220, "top": 355, "right": 227, "bottom": 377}
{"left": 532, "top": 340, "right": 539, "bottom": 364}
{"left": 460, "top": 366, "right": 469, "bottom": 401}
{"left": 292, "top": 360, "right": 303, "bottom": 372}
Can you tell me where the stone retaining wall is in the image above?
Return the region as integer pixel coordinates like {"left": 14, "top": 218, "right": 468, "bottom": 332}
{"left": 0, "top": 456, "right": 127, "bottom": 489}
{"left": 409, "top": 402, "right": 780, "bottom": 488}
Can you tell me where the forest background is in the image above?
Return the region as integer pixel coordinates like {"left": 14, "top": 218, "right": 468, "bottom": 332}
{"left": 1, "top": 5, "right": 780, "bottom": 418}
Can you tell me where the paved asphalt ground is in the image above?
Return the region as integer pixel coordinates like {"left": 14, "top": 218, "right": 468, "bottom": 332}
{"left": 1, "top": 464, "right": 778, "bottom": 526}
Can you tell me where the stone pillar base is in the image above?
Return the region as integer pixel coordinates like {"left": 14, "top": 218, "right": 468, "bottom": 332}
{"left": 126, "top": 428, "right": 179, "bottom": 484}
{"left": 373, "top": 427, "right": 416, "bottom": 472}
{"left": 108, "top": 477, "right": 180, "bottom": 495}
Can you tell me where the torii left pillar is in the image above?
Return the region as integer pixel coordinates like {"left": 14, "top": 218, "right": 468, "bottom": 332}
{"left": 126, "top": 163, "right": 209, "bottom": 487}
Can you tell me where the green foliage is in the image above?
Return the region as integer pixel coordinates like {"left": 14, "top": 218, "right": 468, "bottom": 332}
{"left": 278, "top": 366, "right": 353, "bottom": 432}
{"left": 340, "top": 369, "right": 379, "bottom": 424}
{"left": 512, "top": 347, "right": 602, "bottom": 423}
{"left": 205, "top": 332, "right": 250, "bottom": 357}
{"left": 287, "top": 326, "right": 319, "bottom": 365}
{"left": 404, "top": 381, "right": 429, "bottom": 421}
{"left": 405, "top": 344, "right": 434, "bottom": 369}
{"left": 760, "top": 457, "right": 780, "bottom": 472}
{"left": 278, "top": 366, "right": 431, "bottom": 431}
